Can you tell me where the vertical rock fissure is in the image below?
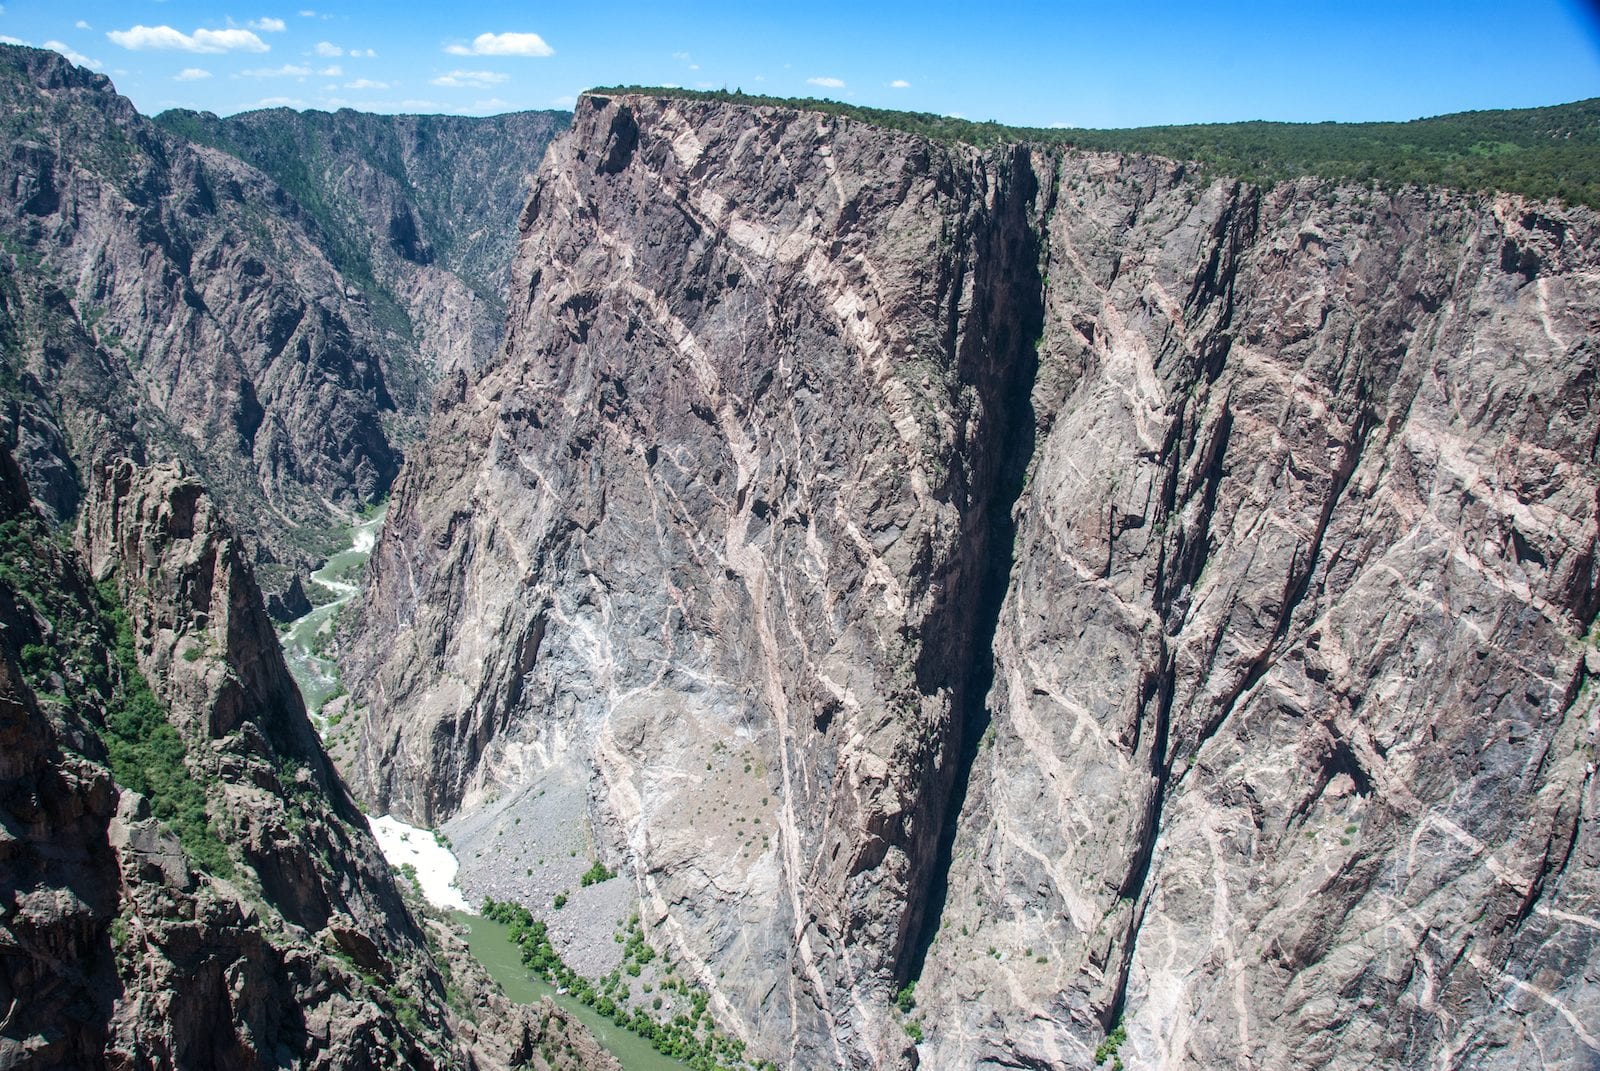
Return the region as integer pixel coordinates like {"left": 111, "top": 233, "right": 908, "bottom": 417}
{"left": 899, "top": 147, "right": 1045, "bottom": 984}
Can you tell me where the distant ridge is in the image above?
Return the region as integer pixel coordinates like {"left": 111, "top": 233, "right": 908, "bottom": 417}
{"left": 589, "top": 87, "right": 1600, "bottom": 208}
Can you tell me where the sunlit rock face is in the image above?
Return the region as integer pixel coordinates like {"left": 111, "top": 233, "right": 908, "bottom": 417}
{"left": 349, "top": 90, "right": 1600, "bottom": 1070}
{"left": 0, "top": 45, "right": 564, "bottom": 614}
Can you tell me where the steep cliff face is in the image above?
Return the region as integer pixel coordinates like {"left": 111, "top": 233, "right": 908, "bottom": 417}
{"left": 0, "top": 448, "right": 121, "bottom": 1068}
{"left": 0, "top": 44, "right": 411, "bottom": 606}
{"left": 0, "top": 47, "right": 558, "bottom": 615}
{"left": 349, "top": 92, "right": 1600, "bottom": 1069}
{"left": 916, "top": 161, "right": 1600, "bottom": 1070}
{"left": 157, "top": 106, "right": 568, "bottom": 381}
{"left": 350, "top": 92, "right": 1051, "bottom": 1063}
{"left": 0, "top": 444, "right": 606, "bottom": 1068}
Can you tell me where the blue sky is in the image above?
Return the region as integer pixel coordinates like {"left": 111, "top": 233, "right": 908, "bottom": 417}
{"left": 2, "top": 1, "right": 1597, "bottom": 126}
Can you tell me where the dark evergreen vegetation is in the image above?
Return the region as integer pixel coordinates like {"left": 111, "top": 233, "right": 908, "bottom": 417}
{"left": 0, "top": 508, "right": 231, "bottom": 876}
{"left": 591, "top": 87, "right": 1600, "bottom": 208}
{"left": 97, "top": 581, "right": 235, "bottom": 876}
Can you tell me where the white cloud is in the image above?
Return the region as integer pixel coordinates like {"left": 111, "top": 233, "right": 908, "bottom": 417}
{"left": 298, "top": 9, "right": 316, "bottom": 16}
{"left": 75, "top": 20, "right": 92, "bottom": 30}
{"left": 317, "top": 64, "right": 341, "bottom": 76}
{"left": 0, "top": 35, "right": 29, "bottom": 47}
{"left": 44, "top": 40, "right": 103, "bottom": 69}
{"left": 890, "top": 79, "right": 910, "bottom": 88}
{"left": 348, "top": 47, "right": 376, "bottom": 58}
{"left": 671, "top": 51, "right": 690, "bottom": 60}
{"left": 807, "top": 76, "right": 845, "bottom": 89}
{"left": 551, "top": 93, "right": 575, "bottom": 106}
{"left": 174, "top": 67, "right": 212, "bottom": 80}
{"left": 475, "top": 96, "right": 512, "bottom": 110}
{"left": 430, "top": 69, "right": 507, "bottom": 88}
{"left": 313, "top": 40, "right": 341, "bottom": 56}
{"left": 344, "top": 78, "right": 388, "bottom": 89}
{"left": 444, "top": 32, "right": 552, "bottom": 57}
{"left": 689, "top": 63, "right": 699, "bottom": 71}
{"left": 247, "top": 18, "right": 286, "bottom": 32}
{"left": 257, "top": 95, "right": 304, "bottom": 107}
{"left": 106, "top": 25, "right": 270, "bottom": 53}
{"left": 241, "top": 63, "right": 311, "bottom": 77}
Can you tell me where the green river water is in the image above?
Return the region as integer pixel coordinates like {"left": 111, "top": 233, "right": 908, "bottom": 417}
{"left": 279, "top": 508, "right": 385, "bottom": 720}
{"left": 275, "top": 515, "right": 689, "bottom": 1071}
{"left": 451, "top": 911, "right": 693, "bottom": 1071}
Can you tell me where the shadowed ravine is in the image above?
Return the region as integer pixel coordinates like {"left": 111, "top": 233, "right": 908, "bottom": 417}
{"left": 344, "top": 90, "right": 1600, "bottom": 1071}
{"left": 899, "top": 144, "right": 1046, "bottom": 987}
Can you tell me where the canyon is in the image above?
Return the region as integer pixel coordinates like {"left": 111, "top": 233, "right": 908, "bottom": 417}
{"left": 348, "top": 92, "right": 1600, "bottom": 1070}
{"left": 3, "top": 39, "right": 1598, "bottom": 1071}
{"left": 0, "top": 46, "right": 600, "bottom": 1071}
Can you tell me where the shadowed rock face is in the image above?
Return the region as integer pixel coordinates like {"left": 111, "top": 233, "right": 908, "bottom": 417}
{"left": 155, "top": 106, "right": 569, "bottom": 383}
{"left": 0, "top": 47, "right": 400, "bottom": 563}
{"left": 348, "top": 91, "right": 1600, "bottom": 1069}
{"left": 0, "top": 45, "right": 563, "bottom": 613}
{"left": 1, "top": 445, "right": 616, "bottom": 1069}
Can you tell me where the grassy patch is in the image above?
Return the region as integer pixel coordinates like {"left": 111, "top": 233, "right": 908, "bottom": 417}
{"left": 482, "top": 898, "right": 769, "bottom": 1071}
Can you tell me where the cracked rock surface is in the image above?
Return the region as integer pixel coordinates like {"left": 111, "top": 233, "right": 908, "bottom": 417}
{"left": 348, "top": 92, "right": 1600, "bottom": 1069}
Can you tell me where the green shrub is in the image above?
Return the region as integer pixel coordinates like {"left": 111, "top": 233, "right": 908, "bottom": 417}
{"left": 1094, "top": 1022, "right": 1127, "bottom": 1070}
{"left": 97, "top": 583, "right": 232, "bottom": 877}
{"left": 580, "top": 860, "right": 616, "bottom": 887}
{"left": 19, "top": 642, "right": 55, "bottom": 679}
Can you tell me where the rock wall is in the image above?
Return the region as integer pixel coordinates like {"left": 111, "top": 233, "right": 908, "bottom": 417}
{"left": 0, "top": 46, "right": 562, "bottom": 612}
{"left": 0, "top": 445, "right": 121, "bottom": 1067}
{"left": 0, "top": 444, "right": 607, "bottom": 1068}
{"left": 1, "top": 47, "right": 400, "bottom": 545}
{"left": 157, "top": 105, "right": 569, "bottom": 382}
{"left": 918, "top": 154, "right": 1600, "bottom": 1071}
{"left": 348, "top": 92, "right": 1600, "bottom": 1069}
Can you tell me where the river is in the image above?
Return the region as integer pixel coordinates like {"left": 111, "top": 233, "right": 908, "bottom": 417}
{"left": 452, "top": 911, "right": 694, "bottom": 1071}
{"left": 279, "top": 506, "right": 385, "bottom": 723}
{"left": 276, "top": 513, "right": 690, "bottom": 1071}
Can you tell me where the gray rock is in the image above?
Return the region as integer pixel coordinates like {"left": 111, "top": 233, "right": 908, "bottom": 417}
{"left": 348, "top": 91, "right": 1600, "bottom": 1070}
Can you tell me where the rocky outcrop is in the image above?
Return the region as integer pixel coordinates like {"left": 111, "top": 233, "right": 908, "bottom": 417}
{"left": 0, "top": 502, "right": 121, "bottom": 1066}
{"left": 0, "top": 43, "right": 410, "bottom": 604}
{"left": 0, "top": 46, "right": 559, "bottom": 613}
{"left": 157, "top": 106, "right": 568, "bottom": 380}
{"left": 348, "top": 91, "right": 1600, "bottom": 1070}
{"left": 0, "top": 441, "right": 609, "bottom": 1068}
